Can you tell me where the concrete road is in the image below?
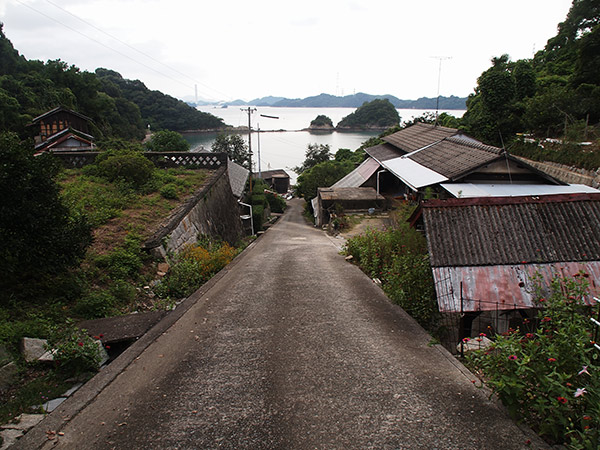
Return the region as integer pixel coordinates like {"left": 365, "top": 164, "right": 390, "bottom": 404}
{"left": 19, "top": 199, "right": 543, "bottom": 449}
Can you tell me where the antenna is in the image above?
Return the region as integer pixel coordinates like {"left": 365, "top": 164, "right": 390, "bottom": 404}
{"left": 430, "top": 56, "right": 452, "bottom": 124}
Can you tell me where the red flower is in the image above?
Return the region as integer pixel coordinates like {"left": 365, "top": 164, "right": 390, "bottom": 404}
{"left": 583, "top": 416, "right": 591, "bottom": 420}
{"left": 557, "top": 396, "right": 567, "bottom": 404}
{"left": 509, "top": 355, "right": 518, "bottom": 361}
{"left": 525, "top": 333, "right": 534, "bottom": 339}
{"left": 547, "top": 357, "right": 557, "bottom": 362}
{"left": 77, "top": 341, "right": 84, "bottom": 347}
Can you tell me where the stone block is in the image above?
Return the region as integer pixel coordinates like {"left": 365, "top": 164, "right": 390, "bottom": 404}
{"left": 0, "top": 428, "right": 23, "bottom": 450}
{"left": 1, "top": 413, "right": 44, "bottom": 430}
{"left": 20, "top": 338, "right": 49, "bottom": 362}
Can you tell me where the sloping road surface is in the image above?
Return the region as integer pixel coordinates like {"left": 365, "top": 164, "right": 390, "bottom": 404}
{"left": 19, "top": 199, "right": 543, "bottom": 449}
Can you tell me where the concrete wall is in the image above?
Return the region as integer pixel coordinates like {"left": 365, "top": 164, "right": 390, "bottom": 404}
{"left": 143, "top": 166, "right": 245, "bottom": 258}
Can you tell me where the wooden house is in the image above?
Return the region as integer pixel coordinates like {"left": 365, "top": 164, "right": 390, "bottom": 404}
{"left": 30, "top": 106, "right": 95, "bottom": 154}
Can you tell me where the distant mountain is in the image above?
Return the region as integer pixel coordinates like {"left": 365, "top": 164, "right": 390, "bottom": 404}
{"left": 249, "top": 96, "right": 287, "bottom": 106}
{"left": 216, "top": 93, "right": 467, "bottom": 109}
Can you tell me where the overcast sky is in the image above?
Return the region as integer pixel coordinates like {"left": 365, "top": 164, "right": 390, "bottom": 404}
{"left": 1, "top": 0, "right": 574, "bottom": 103}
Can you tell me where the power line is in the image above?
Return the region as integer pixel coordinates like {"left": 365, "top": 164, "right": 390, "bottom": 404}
{"left": 42, "top": 0, "right": 233, "bottom": 101}
{"left": 14, "top": 0, "right": 232, "bottom": 100}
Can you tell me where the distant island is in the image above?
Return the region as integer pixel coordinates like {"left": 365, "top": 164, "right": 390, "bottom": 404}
{"left": 306, "top": 99, "right": 400, "bottom": 132}
{"left": 189, "top": 92, "right": 467, "bottom": 110}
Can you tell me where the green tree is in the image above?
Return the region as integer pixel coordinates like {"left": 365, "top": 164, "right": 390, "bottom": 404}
{"left": 211, "top": 133, "right": 250, "bottom": 168}
{"left": 0, "top": 133, "right": 92, "bottom": 303}
{"left": 294, "top": 143, "right": 332, "bottom": 174}
{"left": 295, "top": 159, "right": 353, "bottom": 201}
{"left": 145, "top": 130, "right": 190, "bottom": 152}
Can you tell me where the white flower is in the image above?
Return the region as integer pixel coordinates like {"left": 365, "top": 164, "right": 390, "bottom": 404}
{"left": 574, "top": 387, "right": 587, "bottom": 398}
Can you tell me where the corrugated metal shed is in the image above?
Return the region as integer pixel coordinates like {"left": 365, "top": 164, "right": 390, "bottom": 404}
{"left": 433, "top": 262, "right": 600, "bottom": 312}
{"left": 381, "top": 156, "right": 448, "bottom": 190}
{"left": 407, "top": 136, "right": 503, "bottom": 180}
{"left": 422, "top": 193, "right": 600, "bottom": 267}
{"left": 383, "top": 122, "right": 458, "bottom": 153}
{"left": 365, "top": 143, "right": 404, "bottom": 162}
{"left": 441, "top": 183, "right": 600, "bottom": 198}
{"left": 421, "top": 194, "right": 600, "bottom": 312}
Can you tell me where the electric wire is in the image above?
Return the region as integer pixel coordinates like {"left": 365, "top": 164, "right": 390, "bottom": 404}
{"left": 14, "top": 0, "right": 232, "bottom": 101}
{"left": 41, "top": 0, "right": 233, "bottom": 101}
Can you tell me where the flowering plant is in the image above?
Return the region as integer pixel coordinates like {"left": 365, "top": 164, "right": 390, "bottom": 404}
{"left": 467, "top": 274, "right": 599, "bottom": 449}
{"left": 47, "top": 323, "right": 103, "bottom": 376}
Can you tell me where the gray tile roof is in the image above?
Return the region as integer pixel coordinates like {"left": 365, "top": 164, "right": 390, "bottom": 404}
{"left": 382, "top": 122, "right": 458, "bottom": 153}
{"left": 365, "top": 143, "right": 404, "bottom": 162}
{"left": 407, "top": 136, "right": 503, "bottom": 180}
{"left": 421, "top": 193, "right": 600, "bottom": 267}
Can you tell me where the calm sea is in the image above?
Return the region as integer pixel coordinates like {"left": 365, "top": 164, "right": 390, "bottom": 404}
{"left": 186, "top": 106, "right": 465, "bottom": 182}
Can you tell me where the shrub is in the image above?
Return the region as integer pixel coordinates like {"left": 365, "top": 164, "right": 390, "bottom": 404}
{"left": 96, "top": 150, "right": 155, "bottom": 188}
{"left": 344, "top": 225, "right": 436, "bottom": 328}
{"left": 48, "top": 324, "right": 104, "bottom": 376}
{"left": 74, "top": 290, "right": 117, "bottom": 319}
{"left": 159, "top": 183, "right": 179, "bottom": 199}
{"left": 265, "top": 192, "right": 286, "bottom": 213}
{"left": 252, "top": 205, "right": 265, "bottom": 232}
{"left": 157, "top": 241, "right": 238, "bottom": 299}
{"left": 467, "top": 275, "right": 599, "bottom": 449}
{"left": 94, "top": 233, "right": 145, "bottom": 280}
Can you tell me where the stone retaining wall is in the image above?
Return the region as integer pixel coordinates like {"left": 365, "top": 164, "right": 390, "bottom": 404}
{"left": 142, "top": 166, "right": 245, "bottom": 258}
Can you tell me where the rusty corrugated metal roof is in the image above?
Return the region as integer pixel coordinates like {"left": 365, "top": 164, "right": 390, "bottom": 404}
{"left": 407, "top": 136, "right": 503, "bottom": 180}
{"left": 432, "top": 262, "right": 600, "bottom": 312}
{"left": 422, "top": 193, "right": 600, "bottom": 267}
{"left": 382, "top": 122, "right": 458, "bottom": 153}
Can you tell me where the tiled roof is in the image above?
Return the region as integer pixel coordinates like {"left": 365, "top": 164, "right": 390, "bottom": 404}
{"left": 382, "top": 122, "right": 457, "bottom": 153}
{"left": 365, "top": 143, "right": 404, "bottom": 162}
{"left": 421, "top": 193, "right": 600, "bottom": 267}
{"left": 408, "top": 136, "right": 503, "bottom": 180}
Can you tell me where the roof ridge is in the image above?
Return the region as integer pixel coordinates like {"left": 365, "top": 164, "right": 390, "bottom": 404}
{"left": 445, "top": 135, "right": 503, "bottom": 154}
{"left": 423, "top": 192, "right": 600, "bottom": 208}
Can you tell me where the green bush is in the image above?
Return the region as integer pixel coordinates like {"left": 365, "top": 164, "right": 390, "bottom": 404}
{"left": 48, "top": 324, "right": 104, "bottom": 376}
{"left": 252, "top": 205, "right": 265, "bottom": 231}
{"left": 265, "top": 192, "right": 286, "bottom": 213}
{"left": 96, "top": 150, "right": 155, "bottom": 189}
{"left": 344, "top": 225, "right": 436, "bottom": 328}
{"left": 467, "top": 275, "right": 599, "bottom": 449}
{"left": 94, "top": 233, "right": 145, "bottom": 280}
{"left": 251, "top": 194, "right": 266, "bottom": 206}
{"left": 159, "top": 183, "right": 179, "bottom": 199}
{"left": 74, "top": 290, "right": 117, "bottom": 319}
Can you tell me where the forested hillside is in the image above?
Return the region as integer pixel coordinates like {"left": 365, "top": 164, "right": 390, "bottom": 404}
{"left": 461, "top": 0, "right": 600, "bottom": 146}
{"left": 0, "top": 24, "right": 224, "bottom": 142}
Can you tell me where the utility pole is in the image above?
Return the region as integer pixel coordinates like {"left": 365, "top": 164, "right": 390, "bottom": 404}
{"left": 241, "top": 107, "right": 256, "bottom": 191}
{"left": 430, "top": 56, "right": 452, "bottom": 125}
